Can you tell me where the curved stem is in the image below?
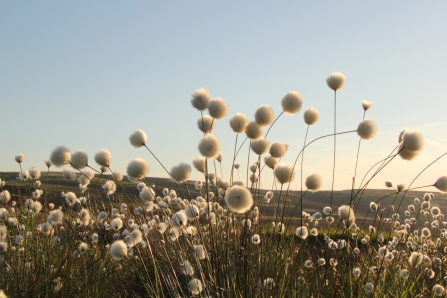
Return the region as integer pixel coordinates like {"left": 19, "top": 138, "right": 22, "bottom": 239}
{"left": 264, "top": 111, "right": 284, "bottom": 138}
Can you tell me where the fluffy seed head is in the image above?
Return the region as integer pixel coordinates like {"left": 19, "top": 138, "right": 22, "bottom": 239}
{"left": 188, "top": 278, "right": 203, "bottom": 295}
{"left": 255, "top": 105, "right": 275, "bottom": 126}
{"left": 208, "top": 97, "right": 228, "bottom": 119}
{"left": 338, "top": 205, "right": 355, "bottom": 229}
{"left": 398, "top": 142, "right": 420, "bottom": 160}
{"left": 434, "top": 176, "right": 447, "bottom": 193}
{"left": 229, "top": 113, "right": 248, "bottom": 133}
{"left": 269, "top": 142, "right": 289, "bottom": 158}
{"left": 129, "top": 129, "right": 147, "bottom": 148}
{"left": 71, "top": 150, "right": 88, "bottom": 169}
{"left": 44, "top": 159, "right": 52, "bottom": 168}
{"left": 245, "top": 121, "right": 263, "bottom": 140}
{"left": 192, "top": 156, "right": 206, "bottom": 173}
{"left": 198, "top": 134, "right": 220, "bottom": 159}
{"left": 109, "top": 240, "right": 127, "bottom": 261}
{"left": 250, "top": 138, "right": 270, "bottom": 155}
{"left": 225, "top": 185, "right": 254, "bottom": 214}
{"left": 140, "top": 187, "right": 155, "bottom": 201}
{"left": 296, "top": 226, "right": 308, "bottom": 239}
{"left": 303, "top": 107, "right": 319, "bottom": 125}
{"left": 28, "top": 167, "right": 41, "bottom": 180}
{"left": 191, "top": 88, "right": 210, "bottom": 111}
{"left": 401, "top": 129, "right": 424, "bottom": 151}
{"left": 170, "top": 163, "right": 192, "bottom": 183}
{"left": 433, "top": 284, "right": 445, "bottom": 296}
{"left": 281, "top": 91, "right": 303, "bottom": 115}
{"left": 15, "top": 154, "right": 24, "bottom": 163}
{"left": 357, "top": 119, "right": 377, "bottom": 140}
{"left": 264, "top": 155, "right": 278, "bottom": 169}
{"left": 79, "top": 168, "right": 95, "bottom": 186}
{"left": 362, "top": 100, "right": 372, "bottom": 111}
{"left": 62, "top": 168, "right": 76, "bottom": 181}
{"left": 305, "top": 173, "right": 322, "bottom": 191}
{"left": 197, "top": 115, "right": 215, "bottom": 133}
{"left": 50, "top": 146, "right": 71, "bottom": 167}
{"left": 0, "top": 191, "right": 11, "bottom": 204}
{"left": 126, "top": 158, "right": 149, "bottom": 181}
{"left": 47, "top": 210, "right": 64, "bottom": 225}
{"left": 326, "top": 72, "right": 346, "bottom": 91}
{"left": 408, "top": 251, "right": 423, "bottom": 267}
{"left": 94, "top": 149, "right": 112, "bottom": 167}
{"left": 274, "top": 163, "right": 295, "bottom": 184}
{"left": 216, "top": 152, "right": 223, "bottom": 162}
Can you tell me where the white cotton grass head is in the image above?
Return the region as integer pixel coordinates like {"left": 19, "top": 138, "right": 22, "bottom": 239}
{"left": 185, "top": 205, "right": 199, "bottom": 221}
{"left": 197, "top": 115, "right": 215, "bottom": 133}
{"left": 192, "top": 156, "right": 206, "bottom": 173}
{"left": 126, "top": 158, "right": 149, "bottom": 181}
{"left": 70, "top": 150, "right": 88, "bottom": 170}
{"left": 15, "top": 154, "right": 24, "bottom": 163}
{"left": 274, "top": 163, "right": 295, "bottom": 184}
{"left": 198, "top": 134, "right": 220, "bottom": 159}
{"left": 362, "top": 100, "right": 372, "bottom": 111}
{"left": 269, "top": 142, "right": 289, "bottom": 158}
{"left": 0, "top": 191, "right": 11, "bottom": 204}
{"left": 296, "top": 226, "right": 308, "bottom": 239}
{"left": 170, "top": 162, "right": 192, "bottom": 183}
{"left": 326, "top": 72, "right": 346, "bottom": 91}
{"left": 79, "top": 168, "right": 95, "bottom": 186}
{"left": 207, "top": 97, "right": 228, "bottom": 119}
{"left": 50, "top": 146, "right": 71, "bottom": 167}
{"left": 62, "top": 168, "right": 76, "bottom": 181}
{"left": 188, "top": 278, "right": 203, "bottom": 295}
{"left": 251, "top": 234, "right": 261, "bottom": 244}
{"left": 245, "top": 121, "right": 263, "bottom": 140}
{"left": 255, "top": 105, "right": 275, "bottom": 126}
{"left": 44, "top": 159, "right": 52, "bottom": 168}
{"left": 94, "top": 149, "right": 112, "bottom": 167}
{"left": 250, "top": 138, "right": 270, "bottom": 156}
{"left": 357, "top": 119, "right": 377, "bottom": 140}
{"left": 140, "top": 187, "right": 155, "bottom": 201}
{"left": 47, "top": 209, "right": 64, "bottom": 225}
{"left": 305, "top": 173, "right": 322, "bottom": 191}
{"left": 191, "top": 88, "right": 210, "bottom": 111}
{"left": 434, "top": 176, "right": 447, "bottom": 193}
{"left": 433, "top": 284, "right": 445, "bottom": 296}
{"left": 111, "top": 218, "right": 123, "bottom": 231}
{"left": 129, "top": 129, "right": 147, "bottom": 148}
{"left": 408, "top": 251, "right": 423, "bottom": 267}
{"left": 216, "top": 152, "right": 223, "bottom": 163}
{"left": 28, "top": 167, "right": 41, "bottom": 180}
{"left": 264, "top": 155, "right": 278, "bottom": 169}
{"left": 180, "top": 260, "right": 194, "bottom": 276}
{"left": 338, "top": 205, "right": 355, "bottom": 229}
{"left": 225, "top": 185, "right": 254, "bottom": 214}
{"left": 109, "top": 240, "right": 127, "bottom": 261}
{"left": 281, "top": 91, "right": 303, "bottom": 115}
{"left": 229, "top": 113, "right": 248, "bottom": 133}
{"left": 401, "top": 129, "right": 424, "bottom": 152}
{"left": 303, "top": 107, "right": 320, "bottom": 125}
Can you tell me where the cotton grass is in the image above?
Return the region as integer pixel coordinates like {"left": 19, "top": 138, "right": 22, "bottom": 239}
{"left": 198, "top": 134, "right": 220, "bottom": 159}
{"left": 281, "top": 91, "right": 303, "bottom": 115}
{"left": 224, "top": 185, "right": 253, "bottom": 214}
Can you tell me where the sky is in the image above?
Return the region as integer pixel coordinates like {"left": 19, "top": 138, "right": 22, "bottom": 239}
{"left": 1, "top": 1, "right": 446, "bottom": 192}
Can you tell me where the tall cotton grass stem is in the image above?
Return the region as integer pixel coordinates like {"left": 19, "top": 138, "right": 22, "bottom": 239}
{"left": 351, "top": 110, "right": 367, "bottom": 201}
{"left": 264, "top": 112, "right": 284, "bottom": 138}
{"left": 246, "top": 141, "right": 251, "bottom": 186}
{"left": 300, "top": 125, "right": 309, "bottom": 227}
{"left": 329, "top": 90, "right": 337, "bottom": 219}
{"left": 143, "top": 144, "right": 187, "bottom": 198}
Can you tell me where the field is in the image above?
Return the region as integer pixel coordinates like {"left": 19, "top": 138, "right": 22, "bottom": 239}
{"left": 0, "top": 77, "right": 447, "bottom": 297}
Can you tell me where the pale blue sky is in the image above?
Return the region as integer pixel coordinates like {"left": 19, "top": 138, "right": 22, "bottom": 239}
{"left": 1, "top": 1, "right": 446, "bottom": 191}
